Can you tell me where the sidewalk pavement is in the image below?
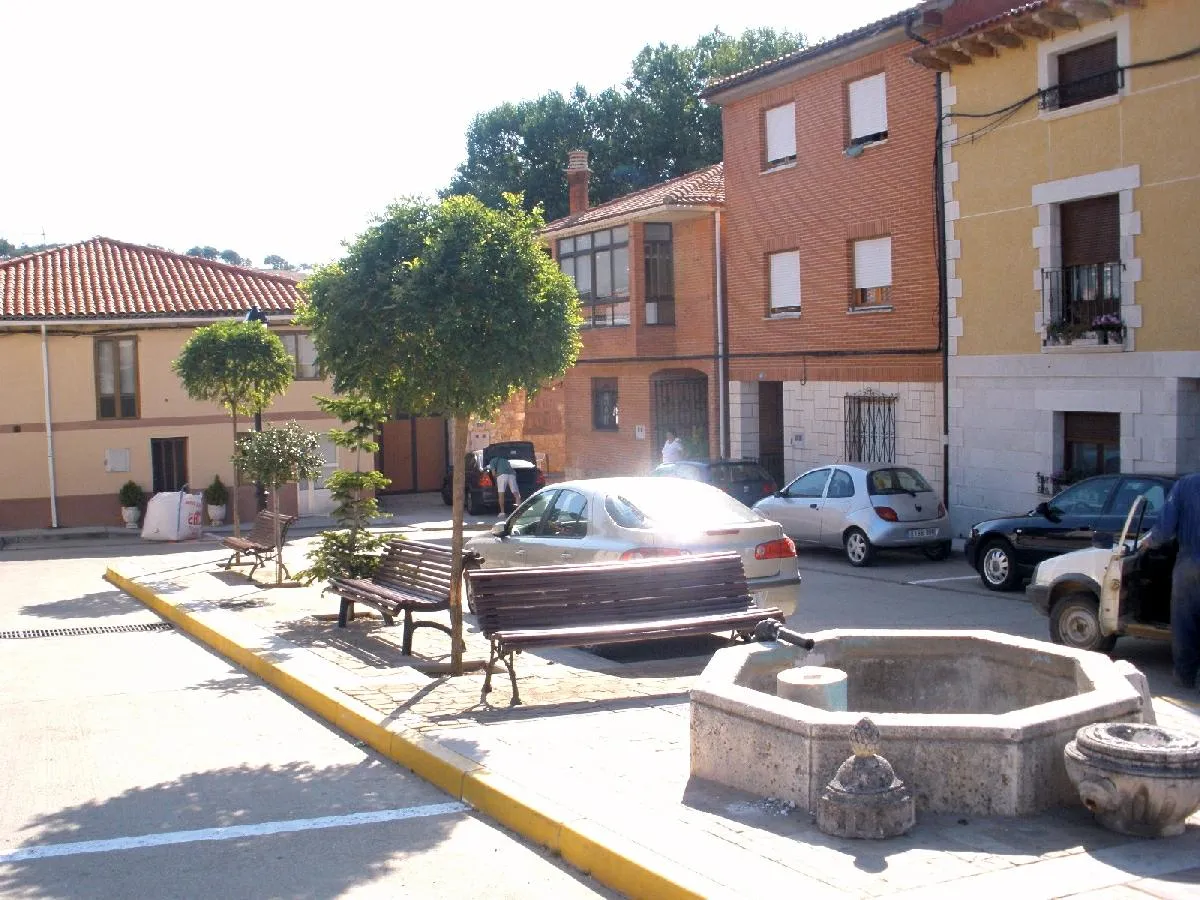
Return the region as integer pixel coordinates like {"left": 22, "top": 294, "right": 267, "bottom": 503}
{"left": 0, "top": 493, "right": 481, "bottom": 548}
{"left": 104, "top": 537, "right": 1199, "bottom": 900}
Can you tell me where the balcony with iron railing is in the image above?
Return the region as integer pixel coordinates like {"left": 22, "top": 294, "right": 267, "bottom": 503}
{"left": 1042, "top": 262, "right": 1125, "bottom": 347}
{"left": 1039, "top": 68, "right": 1124, "bottom": 112}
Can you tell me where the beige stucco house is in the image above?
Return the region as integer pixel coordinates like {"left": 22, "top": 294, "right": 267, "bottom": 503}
{"left": 0, "top": 237, "right": 349, "bottom": 530}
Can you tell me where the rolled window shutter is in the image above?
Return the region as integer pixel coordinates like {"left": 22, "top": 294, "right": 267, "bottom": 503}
{"left": 854, "top": 237, "right": 892, "bottom": 289}
{"left": 770, "top": 251, "right": 801, "bottom": 310}
{"left": 1061, "top": 195, "right": 1119, "bottom": 267}
{"left": 765, "top": 103, "right": 796, "bottom": 163}
{"left": 849, "top": 74, "right": 888, "bottom": 140}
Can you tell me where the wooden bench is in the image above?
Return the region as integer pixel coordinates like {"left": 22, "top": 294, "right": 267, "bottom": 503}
{"left": 221, "top": 510, "right": 298, "bottom": 580}
{"left": 327, "top": 539, "right": 478, "bottom": 655}
{"left": 466, "top": 552, "right": 784, "bottom": 705}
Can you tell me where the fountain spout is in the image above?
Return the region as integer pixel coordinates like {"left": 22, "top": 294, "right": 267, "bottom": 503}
{"left": 752, "top": 618, "right": 815, "bottom": 649}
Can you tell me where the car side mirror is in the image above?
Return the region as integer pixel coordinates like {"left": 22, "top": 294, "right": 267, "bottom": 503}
{"left": 1091, "top": 531, "right": 1114, "bottom": 550}
{"left": 491, "top": 522, "right": 507, "bottom": 537}
{"left": 1036, "top": 501, "right": 1061, "bottom": 521}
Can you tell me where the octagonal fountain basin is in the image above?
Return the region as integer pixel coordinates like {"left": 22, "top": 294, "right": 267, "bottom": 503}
{"left": 690, "top": 629, "right": 1153, "bottom": 817}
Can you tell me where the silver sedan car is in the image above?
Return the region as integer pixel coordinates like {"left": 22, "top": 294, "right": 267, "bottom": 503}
{"left": 464, "top": 476, "right": 800, "bottom": 617}
{"left": 752, "top": 463, "right": 951, "bottom": 567}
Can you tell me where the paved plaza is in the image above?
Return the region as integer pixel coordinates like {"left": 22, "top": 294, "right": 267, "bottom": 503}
{"left": 69, "top": 494, "right": 1198, "bottom": 900}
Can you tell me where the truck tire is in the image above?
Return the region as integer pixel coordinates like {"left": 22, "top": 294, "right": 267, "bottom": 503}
{"left": 1049, "top": 592, "right": 1117, "bottom": 652}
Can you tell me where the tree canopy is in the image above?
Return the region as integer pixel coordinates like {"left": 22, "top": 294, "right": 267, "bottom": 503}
{"left": 171, "top": 319, "right": 295, "bottom": 535}
{"left": 300, "top": 192, "right": 582, "bottom": 671}
{"left": 444, "top": 27, "right": 804, "bottom": 221}
{"left": 300, "top": 193, "right": 582, "bottom": 417}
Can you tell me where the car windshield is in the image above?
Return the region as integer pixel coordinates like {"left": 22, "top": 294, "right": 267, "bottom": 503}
{"left": 867, "top": 467, "right": 933, "bottom": 495}
{"left": 603, "top": 480, "right": 763, "bottom": 529}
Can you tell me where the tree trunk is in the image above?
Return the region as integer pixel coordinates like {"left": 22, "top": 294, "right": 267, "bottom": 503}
{"left": 272, "top": 483, "right": 282, "bottom": 585}
{"left": 231, "top": 412, "right": 242, "bottom": 538}
{"left": 449, "top": 414, "right": 468, "bottom": 676}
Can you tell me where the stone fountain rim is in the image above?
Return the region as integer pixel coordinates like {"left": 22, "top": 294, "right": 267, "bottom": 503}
{"left": 692, "top": 628, "right": 1143, "bottom": 740}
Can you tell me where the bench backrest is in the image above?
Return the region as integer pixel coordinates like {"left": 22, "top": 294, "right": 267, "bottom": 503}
{"left": 373, "top": 539, "right": 460, "bottom": 600}
{"left": 467, "top": 553, "right": 752, "bottom": 637}
{"left": 247, "top": 511, "right": 297, "bottom": 546}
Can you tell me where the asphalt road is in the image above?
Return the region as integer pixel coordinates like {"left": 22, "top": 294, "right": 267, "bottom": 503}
{"left": 0, "top": 547, "right": 611, "bottom": 899}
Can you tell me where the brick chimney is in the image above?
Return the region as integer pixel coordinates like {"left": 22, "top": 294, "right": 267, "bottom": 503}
{"left": 565, "top": 149, "right": 591, "bottom": 216}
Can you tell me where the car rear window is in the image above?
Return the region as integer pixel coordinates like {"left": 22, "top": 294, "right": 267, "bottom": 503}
{"left": 867, "top": 467, "right": 934, "bottom": 495}
{"left": 604, "top": 480, "right": 763, "bottom": 528}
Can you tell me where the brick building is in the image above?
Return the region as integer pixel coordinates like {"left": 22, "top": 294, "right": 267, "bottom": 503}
{"left": 701, "top": 9, "right": 951, "bottom": 491}
{"left": 542, "top": 152, "right": 726, "bottom": 478}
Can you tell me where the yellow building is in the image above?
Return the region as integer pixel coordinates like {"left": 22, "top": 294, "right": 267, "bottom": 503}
{"left": 0, "top": 238, "right": 350, "bottom": 530}
{"left": 913, "top": 0, "right": 1200, "bottom": 531}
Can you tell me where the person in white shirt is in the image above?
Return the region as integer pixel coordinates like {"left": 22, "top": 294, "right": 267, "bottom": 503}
{"left": 661, "top": 430, "right": 685, "bottom": 464}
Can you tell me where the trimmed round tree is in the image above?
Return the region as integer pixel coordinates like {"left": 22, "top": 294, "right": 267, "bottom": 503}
{"left": 172, "top": 319, "right": 295, "bottom": 537}
{"left": 232, "top": 421, "right": 325, "bottom": 584}
{"left": 300, "top": 193, "right": 581, "bottom": 673}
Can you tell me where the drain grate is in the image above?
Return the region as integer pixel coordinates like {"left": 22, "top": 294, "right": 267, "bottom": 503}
{"left": 0, "top": 622, "right": 174, "bottom": 640}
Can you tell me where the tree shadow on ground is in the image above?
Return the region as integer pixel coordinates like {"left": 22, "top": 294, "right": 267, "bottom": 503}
{"left": 19, "top": 588, "right": 139, "bottom": 620}
{"left": 0, "top": 760, "right": 461, "bottom": 900}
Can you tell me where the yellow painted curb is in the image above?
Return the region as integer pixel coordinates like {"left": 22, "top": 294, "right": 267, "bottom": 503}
{"left": 106, "top": 566, "right": 713, "bottom": 900}
{"left": 462, "top": 769, "right": 567, "bottom": 852}
{"left": 561, "top": 818, "right": 717, "bottom": 900}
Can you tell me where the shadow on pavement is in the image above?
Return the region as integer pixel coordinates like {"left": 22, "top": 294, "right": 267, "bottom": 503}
{"left": 680, "top": 774, "right": 1199, "bottom": 881}
{"left": 19, "top": 588, "right": 135, "bottom": 620}
{"left": 0, "top": 761, "right": 460, "bottom": 900}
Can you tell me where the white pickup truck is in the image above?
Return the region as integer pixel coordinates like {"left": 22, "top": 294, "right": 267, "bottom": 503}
{"left": 1026, "top": 494, "right": 1173, "bottom": 652}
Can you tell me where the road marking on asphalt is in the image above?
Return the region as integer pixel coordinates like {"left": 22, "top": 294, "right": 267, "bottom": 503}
{"left": 906, "top": 575, "right": 980, "bottom": 585}
{"left": 0, "top": 802, "right": 467, "bottom": 864}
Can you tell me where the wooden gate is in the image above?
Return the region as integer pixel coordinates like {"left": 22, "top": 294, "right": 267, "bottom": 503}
{"left": 379, "top": 416, "right": 448, "bottom": 493}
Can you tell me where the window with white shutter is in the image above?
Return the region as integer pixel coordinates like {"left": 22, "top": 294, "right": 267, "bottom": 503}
{"left": 848, "top": 73, "right": 888, "bottom": 146}
{"left": 764, "top": 103, "right": 796, "bottom": 167}
{"left": 769, "top": 251, "right": 801, "bottom": 314}
{"left": 852, "top": 237, "right": 892, "bottom": 308}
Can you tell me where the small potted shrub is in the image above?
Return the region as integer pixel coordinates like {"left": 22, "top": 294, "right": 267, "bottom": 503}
{"left": 202, "top": 475, "right": 229, "bottom": 526}
{"left": 118, "top": 480, "right": 146, "bottom": 529}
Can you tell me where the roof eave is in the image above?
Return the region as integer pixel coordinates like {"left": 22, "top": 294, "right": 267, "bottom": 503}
{"left": 539, "top": 203, "right": 722, "bottom": 240}
{"left": 703, "top": 24, "right": 910, "bottom": 105}
{"left": 0, "top": 311, "right": 296, "bottom": 329}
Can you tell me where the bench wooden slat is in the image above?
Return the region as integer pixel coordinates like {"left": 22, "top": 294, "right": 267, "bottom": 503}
{"left": 219, "top": 511, "right": 298, "bottom": 580}
{"left": 468, "top": 553, "right": 782, "bottom": 705}
{"left": 326, "top": 539, "right": 476, "bottom": 655}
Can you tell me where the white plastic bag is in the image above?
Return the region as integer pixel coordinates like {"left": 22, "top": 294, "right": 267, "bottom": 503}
{"left": 141, "top": 490, "right": 204, "bottom": 541}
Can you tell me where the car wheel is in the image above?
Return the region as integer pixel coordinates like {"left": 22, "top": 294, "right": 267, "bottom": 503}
{"left": 922, "top": 541, "right": 952, "bottom": 561}
{"left": 844, "top": 528, "right": 873, "bottom": 567}
{"left": 1049, "top": 592, "right": 1117, "bottom": 652}
{"left": 461, "top": 563, "right": 479, "bottom": 615}
{"left": 466, "top": 490, "right": 484, "bottom": 517}
{"left": 978, "top": 539, "right": 1020, "bottom": 591}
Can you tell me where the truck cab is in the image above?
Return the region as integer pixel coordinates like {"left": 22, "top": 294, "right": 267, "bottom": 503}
{"left": 1026, "top": 495, "right": 1173, "bottom": 652}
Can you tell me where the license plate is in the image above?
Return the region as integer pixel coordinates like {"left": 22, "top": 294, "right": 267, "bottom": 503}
{"left": 908, "top": 528, "right": 938, "bottom": 539}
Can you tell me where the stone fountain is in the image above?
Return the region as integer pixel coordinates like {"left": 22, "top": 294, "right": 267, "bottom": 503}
{"left": 690, "top": 627, "right": 1156, "bottom": 817}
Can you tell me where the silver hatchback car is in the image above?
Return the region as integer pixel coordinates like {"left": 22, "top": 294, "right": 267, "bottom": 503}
{"left": 464, "top": 476, "right": 801, "bottom": 617}
{"left": 752, "top": 463, "right": 951, "bottom": 567}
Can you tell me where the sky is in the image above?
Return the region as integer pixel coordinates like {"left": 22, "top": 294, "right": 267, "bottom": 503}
{"left": 1, "top": 0, "right": 914, "bottom": 269}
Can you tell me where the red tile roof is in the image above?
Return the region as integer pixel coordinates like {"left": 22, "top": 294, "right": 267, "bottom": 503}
{"left": 541, "top": 163, "right": 724, "bottom": 235}
{"left": 0, "top": 237, "right": 301, "bottom": 321}
{"left": 922, "top": 1, "right": 1051, "bottom": 47}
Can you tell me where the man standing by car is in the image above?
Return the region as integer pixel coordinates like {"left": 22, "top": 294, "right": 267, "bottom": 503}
{"left": 1146, "top": 472, "right": 1200, "bottom": 693}
{"left": 488, "top": 454, "right": 520, "bottom": 518}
